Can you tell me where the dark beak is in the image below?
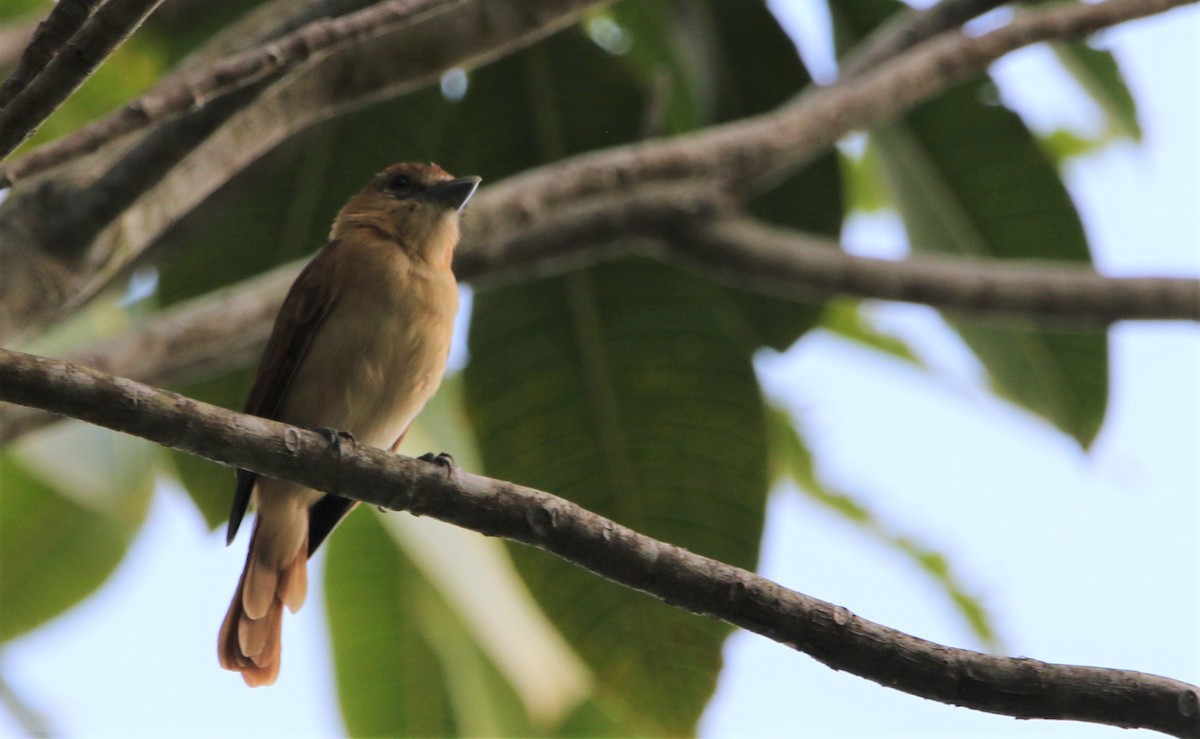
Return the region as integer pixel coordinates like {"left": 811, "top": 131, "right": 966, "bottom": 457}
{"left": 422, "top": 175, "right": 481, "bottom": 211}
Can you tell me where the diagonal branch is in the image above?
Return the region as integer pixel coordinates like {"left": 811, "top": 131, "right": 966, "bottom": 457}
{"left": 0, "top": 0, "right": 166, "bottom": 159}
{"left": 0, "top": 345, "right": 1197, "bottom": 738}
{"left": 0, "top": 0, "right": 99, "bottom": 108}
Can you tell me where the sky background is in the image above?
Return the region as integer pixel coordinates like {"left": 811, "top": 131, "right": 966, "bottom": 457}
{"left": 1, "top": 2, "right": 1197, "bottom": 738}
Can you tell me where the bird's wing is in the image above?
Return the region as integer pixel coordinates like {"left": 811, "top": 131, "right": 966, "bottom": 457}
{"left": 226, "top": 248, "right": 339, "bottom": 545}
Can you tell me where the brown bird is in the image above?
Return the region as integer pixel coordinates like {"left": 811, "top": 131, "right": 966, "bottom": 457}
{"left": 218, "top": 162, "right": 480, "bottom": 687}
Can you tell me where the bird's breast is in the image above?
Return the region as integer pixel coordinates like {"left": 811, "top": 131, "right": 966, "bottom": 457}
{"left": 281, "top": 254, "right": 458, "bottom": 450}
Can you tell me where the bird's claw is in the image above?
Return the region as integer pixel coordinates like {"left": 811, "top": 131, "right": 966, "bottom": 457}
{"left": 316, "top": 427, "right": 355, "bottom": 454}
{"left": 418, "top": 451, "right": 455, "bottom": 476}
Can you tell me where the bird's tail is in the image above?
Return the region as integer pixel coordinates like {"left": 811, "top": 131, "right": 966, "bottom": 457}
{"left": 218, "top": 506, "right": 309, "bottom": 688}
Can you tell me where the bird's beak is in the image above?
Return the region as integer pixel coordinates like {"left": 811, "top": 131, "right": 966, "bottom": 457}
{"left": 422, "top": 176, "right": 481, "bottom": 212}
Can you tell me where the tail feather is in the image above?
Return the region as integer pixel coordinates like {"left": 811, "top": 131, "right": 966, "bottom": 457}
{"left": 218, "top": 523, "right": 309, "bottom": 688}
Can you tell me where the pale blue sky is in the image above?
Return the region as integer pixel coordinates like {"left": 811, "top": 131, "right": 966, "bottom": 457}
{"left": 2, "top": 4, "right": 1196, "bottom": 738}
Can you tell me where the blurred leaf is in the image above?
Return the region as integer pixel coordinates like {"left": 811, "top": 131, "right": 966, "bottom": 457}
{"left": 841, "top": 144, "right": 890, "bottom": 213}
{"left": 325, "top": 509, "right": 457, "bottom": 737}
{"left": 0, "top": 0, "right": 46, "bottom": 21}
{"left": 1050, "top": 41, "right": 1140, "bottom": 140}
{"left": 818, "top": 298, "right": 923, "bottom": 366}
{"left": 0, "top": 455, "right": 143, "bottom": 641}
{"left": 765, "top": 405, "right": 1000, "bottom": 651}
{"left": 1039, "top": 127, "right": 1106, "bottom": 163}
{"left": 326, "top": 509, "right": 541, "bottom": 737}
{"left": 168, "top": 367, "right": 255, "bottom": 529}
{"left": 832, "top": 0, "right": 1108, "bottom": 446}
{"left": 466, "top": 259, "right": 769, "bottom": 734}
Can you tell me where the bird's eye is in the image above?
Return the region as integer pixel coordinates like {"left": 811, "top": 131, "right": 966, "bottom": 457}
{"left": 385, "top": 174, "right": 410, "bottom": 192}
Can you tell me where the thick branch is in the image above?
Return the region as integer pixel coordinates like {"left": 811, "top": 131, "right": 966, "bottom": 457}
{"left": 0, "top": 0, "right": 165, "bottom": 159}
{"left": 0, "top": 346, "right": 1196, "bottom": 737}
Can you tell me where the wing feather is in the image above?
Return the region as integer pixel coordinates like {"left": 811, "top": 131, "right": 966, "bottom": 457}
{"left": 226, "top": 248, "right": 339, "bottom": 544}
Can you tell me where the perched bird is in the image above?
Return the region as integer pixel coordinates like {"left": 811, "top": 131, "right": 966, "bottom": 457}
{"left": 218, "top": 162, "right": 480, "bottom": 687}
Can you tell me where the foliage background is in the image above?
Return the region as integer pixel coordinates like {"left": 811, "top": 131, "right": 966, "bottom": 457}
{"left": 0, "top": 0, "right": 1195, "bottom": 737}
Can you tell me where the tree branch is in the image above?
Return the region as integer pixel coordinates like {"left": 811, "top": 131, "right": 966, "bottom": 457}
{"left": 3, "top": 184, "right": 1195, "bottom": 446}
{"left": 838, "top": 0, "right": 1009, "bottom": 78}
{"left": 681, "top": 218, "right": 1200, "bottom": 325}
{"left": 0, "top": 0, "right": 99, "bottom": 108}
{"left": 2, "top": 0, "right": 1186, "bottom": 343}
{"left": 0, "top": 0, "right": 166, "bottom": 159}
{"left": 0, "top": 0, "right": 607, "bottom": 343}
{"left": 0, "top": 346, "right": 1196, "bottom": 737}
{"left": 0, "top": 0, "right": 466, "bottom": 185}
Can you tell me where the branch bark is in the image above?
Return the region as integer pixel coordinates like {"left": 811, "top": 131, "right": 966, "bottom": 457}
{"left": 0, "top": 346, "right": 1196, "bottom": 738}
{"left": 0, "top": 0, "right": 99, "bottom": 108}
{"left": 0, "top": 0, "right": 166, "bottom": 158}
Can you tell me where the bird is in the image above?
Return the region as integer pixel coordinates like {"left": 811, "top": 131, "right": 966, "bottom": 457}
{"left": 217, "top": 162, "right": 480, "bottom": 687}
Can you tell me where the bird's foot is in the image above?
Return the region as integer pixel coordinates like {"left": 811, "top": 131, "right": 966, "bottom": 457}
{"left": 316, "top": 427, "right": 355, "bottom": 455}
{"left": 418, "top": 451, "right": 455, "bottom": 476}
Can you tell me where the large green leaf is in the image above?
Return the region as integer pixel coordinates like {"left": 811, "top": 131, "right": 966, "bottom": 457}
{"left": 326, "top": 508, "right": 554, "bottom": 737}
{"left": 832, "top": 0, "right": 1108, "bottom": 445}
{"left": 465, "top": 259, "right": 769, "bottom": 733}
{"left": 0, "top": 455, "right": 145, "bottom": 641}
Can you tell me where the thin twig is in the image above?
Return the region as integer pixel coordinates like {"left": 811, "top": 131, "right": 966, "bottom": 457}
{"left": 0, "top": 347, "right": 1196, "bottom": 738}
{"left": 838, "top": 0, "right": 1009, "bottom": 78}
{"left": 0, "top": 0, "right": 100, "bottom": 108}
{"left": 0, "top": 0, "right": 166, "bottom": 159}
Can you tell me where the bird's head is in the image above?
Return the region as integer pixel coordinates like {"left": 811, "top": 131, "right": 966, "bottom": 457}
{"left": 332, "top": 162, "right": 481, "bottom": 267}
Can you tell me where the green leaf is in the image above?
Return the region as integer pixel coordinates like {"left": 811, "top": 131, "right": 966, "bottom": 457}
{"left": 1039, "top": 127, "right": 1107, "bottom": 164}
{"left": 324, "top": 509, "right": 458, "bottom": 737}
{"left": 831, "top": 0, "right": 1108, "bottom": 445}
{"left": 765, "top": 406, "right": 1000, "bottom": 651}
{"left": 842, "top": 144, "right": 891, "bottom": 213}
{"left": 0, "top": 456, "right": 141, "bottom": 641}
{"left": 818, "top": 298, "right": 923, "bottom": 366}
{"left": 465, "top": 259, "right": 769, "bottom": 734}
{"left": 869, "top": 87, "right": 1108, "bottom": 444}
{"left": 326, "top": 509, "right": 547, "bottom": 737}
{"left": 1050, "top": 41, "right": 1140, "bottom": 140}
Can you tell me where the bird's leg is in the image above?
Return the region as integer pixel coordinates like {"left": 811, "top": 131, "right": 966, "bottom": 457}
{"left": 315, "top": 427, "right": 356, "bottom": 455}
{"left": 418, "top": 451, "right": 455, "bottom": 475}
